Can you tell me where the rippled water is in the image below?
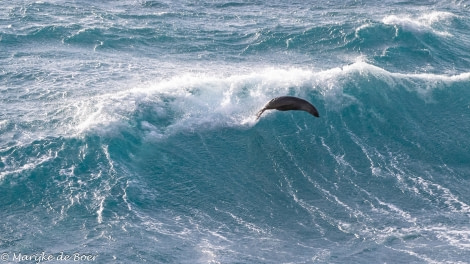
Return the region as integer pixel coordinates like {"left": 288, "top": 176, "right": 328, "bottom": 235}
{"left": 1, "top": 1, "right": 470, "bottom": 263}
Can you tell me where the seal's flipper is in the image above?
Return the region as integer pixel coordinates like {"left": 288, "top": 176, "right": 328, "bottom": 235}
{"left": 256, "top": 108, "right": 266, "bottom": 120}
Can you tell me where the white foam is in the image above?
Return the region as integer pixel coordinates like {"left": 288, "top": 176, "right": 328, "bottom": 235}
{"left": 71, "top": 67, "right": 322, "bottom": 136}
{"left": 382, "top": 11, "right": 456, "bottom": 36}
{"left": 0, "top": 149, "right": 56, "bottom": 181}
{"left": 198, "top": 239, "right": 222, "bottom": 264}
{"left": 0, "top": 119, "right": 8, "bottom": 129}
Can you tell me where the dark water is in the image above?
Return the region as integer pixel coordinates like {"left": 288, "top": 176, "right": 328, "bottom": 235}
{"left": 1, "top": 1, "right": 470, "bottom": 263}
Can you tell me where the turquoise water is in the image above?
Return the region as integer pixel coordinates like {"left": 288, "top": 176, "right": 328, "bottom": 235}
{"left": 1, "top": 1, "right": 470, "bottom": 263}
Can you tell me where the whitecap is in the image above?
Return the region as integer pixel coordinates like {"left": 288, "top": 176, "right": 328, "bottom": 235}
{"left": 382, "top": 11, "right": 456, "bottom": 37}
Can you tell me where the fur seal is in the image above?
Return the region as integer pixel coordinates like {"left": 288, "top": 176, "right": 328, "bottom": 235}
{"left": 256, "top": 96, "right": 319, "bottom": 120}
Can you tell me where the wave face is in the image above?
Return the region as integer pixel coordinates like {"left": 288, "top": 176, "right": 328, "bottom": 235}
{"left": 1, "top": 0, "right": 470, "bottom": 263}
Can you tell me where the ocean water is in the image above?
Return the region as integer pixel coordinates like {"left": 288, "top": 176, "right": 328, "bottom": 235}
{"left": 1, "top": 0, "right": 470, "bottom": 263}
